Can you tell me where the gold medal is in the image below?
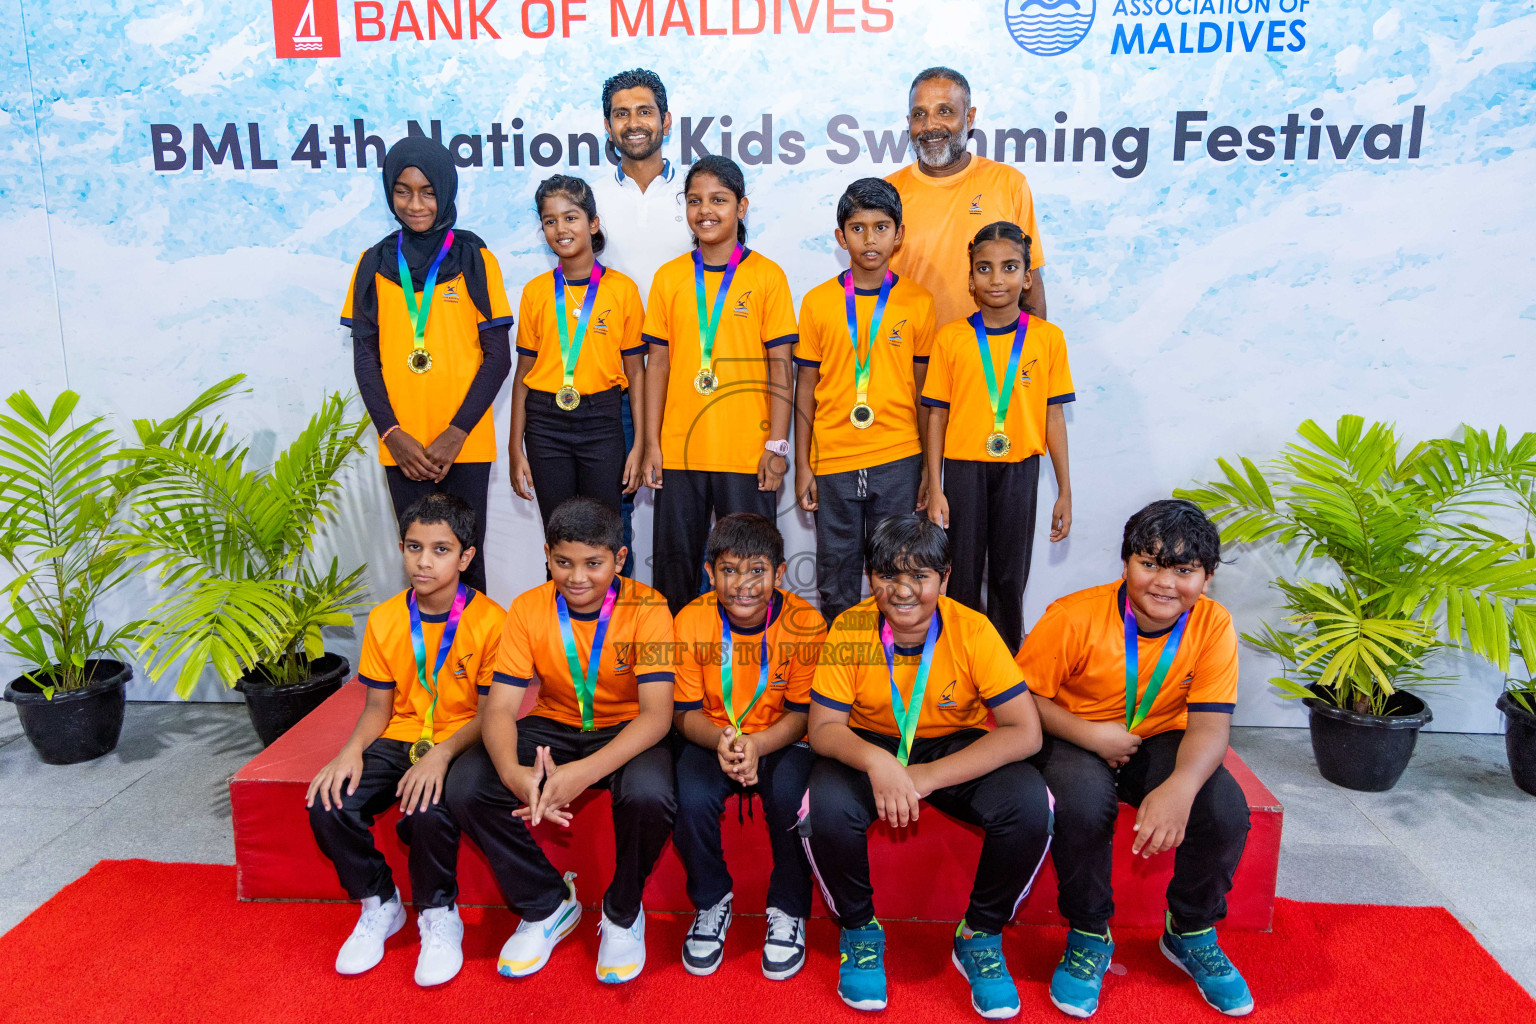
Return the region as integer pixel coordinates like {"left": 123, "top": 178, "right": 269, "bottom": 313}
{"left": 555, "top": 385, "right": 581, "bottom": 411}
{"left": 408, "top": 737, "right": 434, "bottom": 764}
{"left": 407, "top": 349, "right": 432, "bottom": 374}
{"left": 693, "top": 369, "right": 719, "bottom": 394}
{"left": 850, "top": 402, "right": 875, "bottom": 429}
{"left": 985, "top": 432, "right": 1012, "bottom": 459}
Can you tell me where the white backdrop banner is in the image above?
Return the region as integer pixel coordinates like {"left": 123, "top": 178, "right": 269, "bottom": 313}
{"left": 1, "top": 1, "right": 1531, "bottom": 729}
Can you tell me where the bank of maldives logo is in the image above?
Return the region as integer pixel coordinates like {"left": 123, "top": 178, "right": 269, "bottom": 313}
{"left": 1005, "top": 0, "right": 1095, "bottom": 57}
{"left": 273, "top": 0, "right": 341, "bottom": 59}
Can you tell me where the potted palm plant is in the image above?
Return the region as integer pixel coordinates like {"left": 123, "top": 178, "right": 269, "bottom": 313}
{"left": 1178, "top": 417, "right": 1536, "bottom": 792}
{"left": 1499, "top": 675, "right": 1536, "bottom": 796}
{"left": 0, "top": 381, "right": 238, "bottom": 764}
{"left": 121, "top": 391, "right": 371, "bottom": 746}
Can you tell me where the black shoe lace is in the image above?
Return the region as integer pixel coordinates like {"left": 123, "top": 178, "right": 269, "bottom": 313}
{"left": 1064, "top": 944, "right": 1108, "bottom": 981}
{"left": 963, "top": 945, "right": 1005, "bottom": 980}
{"left": 1186, "top": 942, "right": 1234, "bottom": 977}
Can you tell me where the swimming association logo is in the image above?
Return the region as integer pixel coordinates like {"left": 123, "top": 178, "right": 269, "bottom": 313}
{"left": 594, "top": 310, "right": 610, "bottom": 334}
{"left": 1005, "top": 0, "right": 1095, "bottom": 57}
{"left": 1019, "top": 357, "right": 1036, "bottom": 386}
{"left": 969, "top": 194, "right": 983, "bottom": 214}
{"left": 937, "top": 680, "right": 958, "bottom": 709}
{"left": 733, "top": 291, "right": 752, "bottom": 318}
{"left": 272, "top": 0, "right": 341, "bottom": 59}
{"left": 887, "top": 319, "right": 907, "bottom": 347}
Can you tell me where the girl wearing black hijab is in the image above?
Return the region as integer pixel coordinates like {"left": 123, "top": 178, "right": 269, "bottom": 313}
{"left": 343, "top": 136, "right": 513, "bottom": 594}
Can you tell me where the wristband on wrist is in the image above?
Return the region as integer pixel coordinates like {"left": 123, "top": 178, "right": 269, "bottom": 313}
{"left": 379, "top": 424, "right": 400, "bottom": 444}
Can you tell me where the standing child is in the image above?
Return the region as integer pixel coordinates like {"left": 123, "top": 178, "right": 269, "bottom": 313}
{"left": 804, "top": 514, "right": 1054, "bottom": 1019}
{"left": 507, "top": 175, "right": 647, "bottom": 526}
{"left": 1019, "top": 499, "right": 1253, "bottom": 1019}
{"left": 794, "top": 178, "right": 938, "bottom": 625}
{"left": 306, "top": 493, "right": 504, "bottom": 988}
{"left": 344, "top": 136, "right": 513, "bottom": 595}
{"left": 921, "top": 220, "right": 1075, "bottom": 653}
{"left": 640, "top": 154, "right": 799, "bottom": 614}
{"left": 445, "top": 497, "right": 677, "bottom": 984}
{"left": 672, "top": 513, "right": 827, "bottom": 980}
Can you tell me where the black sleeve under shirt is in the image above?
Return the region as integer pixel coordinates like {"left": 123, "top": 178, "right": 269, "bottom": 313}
{"left": 351, "top": 332, "right": 396, "bottom": 434}
{"left": 450, "top": 323, "right": 512, "bottom": 433}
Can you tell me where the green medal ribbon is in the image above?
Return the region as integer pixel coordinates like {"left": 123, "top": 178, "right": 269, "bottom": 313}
{"left": 397, "top": 230, "right": 454, "bottom": 372}
{"left": 1123, "top": 596, "right": 1191, "bottom": 732}
{"left": 719, "top": 594, "right": 775, "bottom": 734}
{"left": 556, "top": 581, "right": 618, "bottom": 732}
{"left": 692, "top": 244, "right": 744, "bottom": 384}
{"left": 880, "top": 612, "right": 940, "bottom": 766}
{"left": 553, "top": 263, "right": 604, "bottom": 394}
{"left": 971, "top": 312, "right": 1028, "bottom": 435}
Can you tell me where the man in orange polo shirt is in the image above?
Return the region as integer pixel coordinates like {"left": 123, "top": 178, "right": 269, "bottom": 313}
{"left": 886, "top": 67, "right": 1048, "bottom": 329}
{"left": 1017, "top": 499, "right": 1253, "bottom": 1018}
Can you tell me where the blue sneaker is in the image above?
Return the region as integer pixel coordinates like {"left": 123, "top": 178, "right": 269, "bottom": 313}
{"left": 951, "top": 925, "right": 1021, "bottom": 1019}
{"left": 1159, "top": 916, "right": 1253, "bottom": 1016}
{"left": 1049, "top": 929, "right": 1113, "bottom": 1018}
{"left": 837, "top": 922, "right": 887, "bottom": 1011}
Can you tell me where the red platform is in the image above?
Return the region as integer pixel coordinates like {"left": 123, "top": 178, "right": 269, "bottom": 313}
{"left": 232, "top": 683, "right": 1282, "bottom": 930}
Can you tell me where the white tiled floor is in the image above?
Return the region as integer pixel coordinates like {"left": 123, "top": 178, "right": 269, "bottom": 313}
{"left": 0, "top": 703, "right": 1531, "bottom": 994}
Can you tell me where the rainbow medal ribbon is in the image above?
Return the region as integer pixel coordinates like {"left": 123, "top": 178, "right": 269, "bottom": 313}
{"left": 556, "top": 581, "right": 619, "bottom": 732}
{"left": 1123, "top": 596, "right": 1191, "bottom": 732}
{"left": 972, "top": 313, "right": 1028, "bottom": 458}
{"left": 407, "top": 583, "right": 467, "bottom": 764}
{"left": 844, "top": 270, "right": 893, "bottom": 430}
{"left": 719, "top": 594, "right": 775, "bottom": 735}
{"left": 692, "top": 244, "right": 744, "bottom": 394}
{"left": 881, "top": 612, "right": 940, "bottom": 766}
{"left": 553, "top": 263, "right": 604, "bottom": 411}
{"left": 398, "top": 230, "right": 455, "bottom": 374}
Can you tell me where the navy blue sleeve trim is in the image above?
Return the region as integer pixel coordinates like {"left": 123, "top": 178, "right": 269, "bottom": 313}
{"left": 637, "top": 671, "right": 675, "bottom": 684}
{"left": 783, "top": 700, "right": 810, "bottom": 713}
{"left": 642, "top": 332, "right": 668, "bottom": 347}
{"left": 621, "top": 342, "right": 650, "bottom": 356}
{"left": 1187, "top": 702, "right": 1236, "bottom": 714}
{"left": 983, "top": 679, "right": 1030, "bottom": 709}
{"left": 1047, "top": 392, "right": 1076, "bottom": 405}
{"left": 476, "top": 685, "right": 490, "bottom": 695}
{"left": 494, "top": 672, "right": 532, "bottom": 688}
{"left": 811, "top": 692, "right": 853, "bottom": 713}
{"left": 339, "top": 316, "right": 354, "bottom": 328}
{"left": 483, "top": 315, "right": 515, "bottom": 329}
{"left": 673, "top": 699, "right": 704, "bottom": 712}
{"left": 920, "top": 396, "right": 950, "bottom": 409}
{"left": 516, "top": 345, "right": 538, "bottom": 357}
{"left": 792, "top": 356, "right": 822, "bottom": 369}
{"left": 764, "top": 333, "right": 798, "bottom": 349}
{"left": 358, "top": 674, "right": 394, "bottom": 690}
{"left": 912, "top": 355, "right": 930, "bottom": 364}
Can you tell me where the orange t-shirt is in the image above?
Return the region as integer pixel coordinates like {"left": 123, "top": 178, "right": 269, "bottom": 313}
{"left": 921, "top": 313, "right": 1074, "bottom": 463}
{"left": 516, "top": 266, "right": 646, "bottom": 396}
{"left": 341, "top": 249, "right": 514, "bottom": 466}
{"left": 642, "top": 249, "right": 799, "bottom": 473}
{"left": 886, "top": 156, "right": 1046, "bottom": 328}
{"left": 794, "top": 272, "right": 937, "bottom": 476}
{"left": 673, "top": 589, "right": 826, "bottom": 734}
{"left": 1016, "top": 581, "right": 1239, "bottom": 738}
{"left": 356, "top": 588, "right": 506, "bottom": 744}
{"left": 812, "top": 596, "right": 1027, "bottom": 739}
{"left": 493, "top": 577, "right": 676, "bottom": 730}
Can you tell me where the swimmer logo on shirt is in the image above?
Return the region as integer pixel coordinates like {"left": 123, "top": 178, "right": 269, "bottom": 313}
{"left": 1019, "top": 358, "right": 1036, "bottom": 387}
{"left": 969, "top": 194, "right": 984, "bottom": 215}
{"left": 1004, "top": 0, "right": 1096, "bottom": 58}
{"left": 733, "top": 291, "right": 752, "bottom": 318}
{"left": 887, "top": 320, "right": 907, "bottom": 347}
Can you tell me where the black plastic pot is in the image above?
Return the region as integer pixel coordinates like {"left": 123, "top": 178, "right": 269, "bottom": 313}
{"left": 1496, "top": 691, "right": 1536, "bottom": 797}
{"left": 237, "top": 652, "right": 350, "bottom": 747}
{"left": 1302, "top": 685, "right": 1433, "bottom": 792}
{"left": 3, "top": 660, "right": 131, "bottom": 765}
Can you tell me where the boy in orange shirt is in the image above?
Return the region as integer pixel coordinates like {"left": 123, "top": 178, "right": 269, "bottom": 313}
{"left": 804, "top": 514, "right": 1052, "bottom": 1018}
{"left": 794, "top": 178, "right": 937, "bottom": 625}
{"left": 1018, "top": 500, "right": 1252, "bottom": 1018}
{"left": 672, "top": 513, "right": 827, "bottom": 980}
{"left": 307, "top": 493, "right": 504, "bottom": 988}
{"left": 445, "top": 497, "right": 676, "bottom": 984}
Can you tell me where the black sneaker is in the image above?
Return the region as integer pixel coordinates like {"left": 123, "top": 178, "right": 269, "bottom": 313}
{"left": 681, "top": 894, "right": 732, "bottom": 976}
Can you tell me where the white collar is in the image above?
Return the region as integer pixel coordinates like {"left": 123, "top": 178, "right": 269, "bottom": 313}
{"left": 615, "top": 157, "right": 675, "bottom": 186}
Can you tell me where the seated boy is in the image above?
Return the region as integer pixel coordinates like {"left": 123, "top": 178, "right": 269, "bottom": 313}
{"left": 804, "top": 513, "right": 1053, "bottom": 1019}
{"left": 445, "top": 496, "right": 676, "bottom": 984}
{"left": 672, "top": 513, "right": 827, "bottom": 980}
{"left": 1018, "top": 499, "right": 1253, "bottom": 1018}
{"left": 307, "top": 493, "right": 505, "bottom": 987}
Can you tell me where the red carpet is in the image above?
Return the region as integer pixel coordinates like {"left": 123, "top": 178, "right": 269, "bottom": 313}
{"left": 1, "top": 860, "right": 1529, "bottom": 1024}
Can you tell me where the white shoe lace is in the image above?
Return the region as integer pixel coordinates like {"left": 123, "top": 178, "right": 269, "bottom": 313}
{"left": 765, "top": 907, "right": 801, "bottom": 946}
{"left": 689, "top": 897, "right": 730, "bottom": 941}
{"left": 354, "top": 896, "right": 399, "bottom": 942}
{"left": 419, "top": 909, "right": 456, "bottom": 952}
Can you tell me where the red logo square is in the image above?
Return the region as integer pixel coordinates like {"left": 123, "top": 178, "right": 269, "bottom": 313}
{"left": 273, "top": 0, "right": 340, "bottom": 59}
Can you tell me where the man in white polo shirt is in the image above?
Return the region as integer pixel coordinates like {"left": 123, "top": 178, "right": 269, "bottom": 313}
{"left": 590, "top": 68, "right": 694, "bottom": 580}
{"left": 591, "top": 68, "right": 693, "bottom": 299}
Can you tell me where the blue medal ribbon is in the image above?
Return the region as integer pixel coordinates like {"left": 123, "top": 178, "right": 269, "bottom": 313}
{"left": 881, "top": 612, "right": 940, "bottom": 766}
{"left": 1123, "top": 596, "right": 1191, "bottom": 732}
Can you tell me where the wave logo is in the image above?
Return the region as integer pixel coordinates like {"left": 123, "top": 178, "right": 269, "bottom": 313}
{"left": 1005, "top": 0, "right": 1095, "bottom": 57}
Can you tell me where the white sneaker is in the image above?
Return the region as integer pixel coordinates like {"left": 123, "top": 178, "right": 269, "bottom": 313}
{"left": 762, "top": 907, "right": 807, "bottom": 980}
{"left": 681, "top": 894, "right": 732, "bottom": 976}
{"left": 498, "top": 872, "right": 581, "bottom": 978}
{"left": 414, "top": 905, "right": 464, "bottom": 987}
{"left": 334, "top": 889, "right": 406, "bottom": 975}
{"left": 596, "top": 905, "right": 647, "bottom": 984}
